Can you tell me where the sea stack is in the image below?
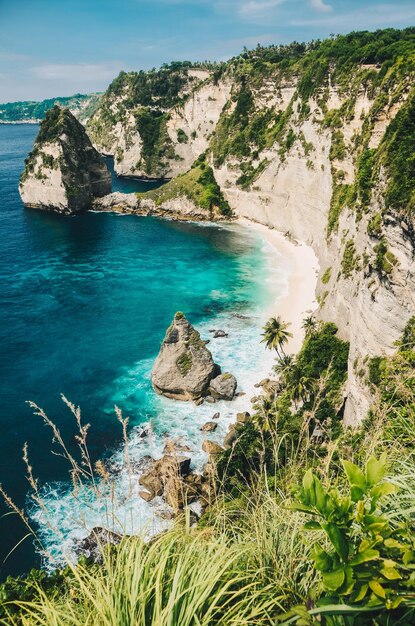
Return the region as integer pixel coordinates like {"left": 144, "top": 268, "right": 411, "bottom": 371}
{"left": 152, "top": 312, "right": 220, "bottom": 401}
{"left": 19, "top": 105, "right": 111, "bottom": 214}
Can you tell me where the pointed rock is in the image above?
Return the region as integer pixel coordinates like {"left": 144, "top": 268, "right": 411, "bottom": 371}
{"left": 19, "top": 105, "right": 111, "bottom": 214}
{"left": 152, "top": 312, "right": 218, "bottom": 400}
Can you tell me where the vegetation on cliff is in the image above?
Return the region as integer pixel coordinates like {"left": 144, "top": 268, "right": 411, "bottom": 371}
{"left": 137, "top": 156, "right": 232, "bottom": 217}
{"left": 86, "top": 62, "right": 205, "bottom": 157}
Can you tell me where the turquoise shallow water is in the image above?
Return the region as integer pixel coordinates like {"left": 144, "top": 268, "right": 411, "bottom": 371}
{"left": 0, "top": 124, "right": 288, "bottom": 575}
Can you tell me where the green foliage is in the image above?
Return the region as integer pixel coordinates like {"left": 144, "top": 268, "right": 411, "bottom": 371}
{"left": 341, "top": 240, "right": 360, "bottom": 278}
{"left": 373, "top": 237, "right": 398, "bottom": 275}
{"left": 210, "top": 85, "right": 255, "bottom": 166}
{"left": 368, "top": 213, "right": 382, "bottom": 237}
{"left": 177, "top": 128, "right": 189, "bottom": 144}
{"left": 330, "top": 131, "right": 346, "bottom": 161}
{"left": 108, "top": 63, "right": 191, "bottom": 109}
{"left": 261, "top": 316, "right": 293, "bottom": 356}
{"left": 134, "top": 108, "right": 174, "bottom": 175}
{"left": 322, "top": 267, "right": 332, "bottom": 285}
{"left": 368, "top": 317, "right": 415, "bottom": 449}
{"left": 137, "top": 162, "right": 232, "bottom": 217}
{"left": 177, "top": 352, "right": 192, "bottom": 376}
{"left": 378, "top": 89, "right": 415, "bottom": 214}
{"left": 217, "top": 323, "right": 349, "bottom": 492}
{"left": 327, "top": 182, "right": 356, "bottom": 235}
{"left": 3, "top": 532, "right": 277, "bottom": 625}
{"left": 294, "top": 454, "right": 415, "bottom": 618}
{"left": 197, "top": 164, "right": 232, "bottom": 215}
{"left": 397, "top": 315, "right": 415, "bottom": 351}
{"left": 356, "top": 149, "right": 376, "bottom": 207}
{"left": 236, "top": 158, "right": 269, "bottom": 189}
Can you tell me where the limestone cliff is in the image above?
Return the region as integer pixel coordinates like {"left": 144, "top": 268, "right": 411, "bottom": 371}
{"left": 20, "top": 105, "right": 111, "bottom": 214}
{"left": 86, "top": 64, "right": 231, "bottom": 179}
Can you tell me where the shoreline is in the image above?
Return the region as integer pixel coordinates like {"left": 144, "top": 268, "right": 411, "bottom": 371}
{"left": 238, "top": 217, "right": 319, "bottom": 354}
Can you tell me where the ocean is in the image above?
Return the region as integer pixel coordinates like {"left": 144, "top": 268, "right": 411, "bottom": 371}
{"left": 0, "top": 123, "right": 288, "bottom": 577}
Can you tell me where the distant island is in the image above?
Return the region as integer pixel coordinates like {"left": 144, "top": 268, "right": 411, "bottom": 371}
{"left": 0, "top": 92, "right": 101, "bottom": 124}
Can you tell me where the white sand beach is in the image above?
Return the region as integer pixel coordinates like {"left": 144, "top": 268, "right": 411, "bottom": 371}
{"left": 238, "top": 217, "right": 319, "bottom": 354}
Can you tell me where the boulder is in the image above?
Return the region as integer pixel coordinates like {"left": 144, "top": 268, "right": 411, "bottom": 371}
{"left": 209, "top": 373, "right": 237, "bottom": 400}
{"left": 202, "top": 440, "right": 224, "bottom": 455}
{"left": 213, "top": 330, "right": 228, "bottom": 338}
{"left": 19, "top": 106, "right": 111, "bottom": 214}
{"left": 255, "top": 378, "right": 270, "bottom": 388}
{"left": 163, "top": 439, "right": 192, "bottom": 455}
{"left": 223, "top": 424, "right": 242, "bottom": 448}
{"left": 201, "top": 421, "right": 218, "bottom": 433}
{"left": 139, "top": 454, "right": 191, "bottom": 499}
{"left": 76, "top": 527, "right": 122, "bottom": 563}
{"left": 212, "top": 412, "right": 220, "bottom": 419}
{"left": 236, "top": 411, "right": 250, "bottom": 424}
{"left": 152, "top": 312, "right": 219, "bottom": 401}
{"left": 139, "top": 490, "right": 155, "bottom": 502}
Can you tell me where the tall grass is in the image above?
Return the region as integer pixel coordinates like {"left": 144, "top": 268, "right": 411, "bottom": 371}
{"left": 3, "top": 523, "right": 285, "bottom": 626}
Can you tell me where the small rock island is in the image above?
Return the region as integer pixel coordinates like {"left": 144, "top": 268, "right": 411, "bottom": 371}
{"left": 19, "top": 105, "right": 111, "bottom": 214}
{"left": 152, "top": 312, "right": 237, "bottom": 402}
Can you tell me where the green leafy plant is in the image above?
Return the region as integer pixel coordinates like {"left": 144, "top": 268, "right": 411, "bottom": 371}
{"left": 293, "top": 454, "right": 415, "bottom": 620}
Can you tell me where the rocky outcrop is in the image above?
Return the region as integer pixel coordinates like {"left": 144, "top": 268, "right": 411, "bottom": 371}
{"left": 201, "top": 421, "right": 218, "bottom": 433}
{"left": 202, "top": 440, "right": 224, "bottom": 455}
{"left": 209, "top": 373, "right": 237, "bottom": 400}
{"left": 19, "top": 105, "right": 111, "bottom": 214}
{"left": 76, "top": 527, "right": 122, "bottom": 563}
{"left": 152, "top": 312, "right": 219, "bottom": 401}
{"left": 138, "top": 453, "right": 213, "bottom": 512}
{"left": 93, "top": 191, "right": 228, "bottom": 222}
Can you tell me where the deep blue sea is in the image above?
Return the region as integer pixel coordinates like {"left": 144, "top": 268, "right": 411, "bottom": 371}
{"left": 0, "top": 123, "right": 288, "bottom": 577}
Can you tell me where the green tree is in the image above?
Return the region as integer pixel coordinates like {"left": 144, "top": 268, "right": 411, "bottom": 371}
{"left": 273, "top": 354, "right": 295, "bottom": 383}
{"left": 261, "top": 316, "right": 293, "bottom": 358}
{"left": 302, "top": 315, "right": 319, "bottom": 337}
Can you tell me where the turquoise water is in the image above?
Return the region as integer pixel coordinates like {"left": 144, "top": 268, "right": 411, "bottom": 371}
{"left": 0, "top": 124, "right": 288, "bottom": 575}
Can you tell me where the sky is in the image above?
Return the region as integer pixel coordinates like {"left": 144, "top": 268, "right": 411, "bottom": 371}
{"left": 1, "top": 0, "right": 415, "bottom": 102}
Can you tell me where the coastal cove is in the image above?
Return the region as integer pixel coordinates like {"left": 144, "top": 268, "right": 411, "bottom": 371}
{"left": 0, "top": 123, "right": 317, "bottom": 576}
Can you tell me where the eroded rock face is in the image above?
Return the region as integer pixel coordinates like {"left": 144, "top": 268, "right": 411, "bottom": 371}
{"left": 19, "top": 105, "right": 111, "bottom": 214}
{"left": 152, "top": 312, "right": 218, "bottom": 400}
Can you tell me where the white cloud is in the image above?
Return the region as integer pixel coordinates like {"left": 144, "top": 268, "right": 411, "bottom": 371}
{"left": 292, "top": 2, "right": 415, "bottom": 27}
{"left": 310, "top": 0, "right": 332, "bottom": 12}
{"left": 238, "top": 0, "right": 286, "bottom": 17}
{"left": 213, "top": 0, "right": 287, "bottom": 21}
{"left": 30, "top": 62, "right": 124, "bottom": 83}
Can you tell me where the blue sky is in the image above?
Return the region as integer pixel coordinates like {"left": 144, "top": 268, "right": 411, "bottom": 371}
{"left": 1, "top": 0, "right": 415, "bottom": 102}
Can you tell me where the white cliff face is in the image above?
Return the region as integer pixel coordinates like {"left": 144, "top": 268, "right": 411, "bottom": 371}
{"left": 19, "top": 143, "right": 68, "bottom": 211}
{"left": 165, "top": 78, "right": 233, "bottom": 177}
{"left": 213, "top": 84, "right": 414, "bottom": 425}
{"left": 88, "top": 72, "right": 232, "bottom": 180}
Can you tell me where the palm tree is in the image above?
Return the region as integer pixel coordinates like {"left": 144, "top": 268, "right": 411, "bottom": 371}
{"left": 261, "top": 316, "right": 293, "bottom": 358}
{"left": 285, "top": 365, "right": 315, "bottom": 408}
{"left": 302, "top": 315, "right": 318, "bottom": 338}
{"left": 273, "top": 354, "right": 295, "bottom": 383}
